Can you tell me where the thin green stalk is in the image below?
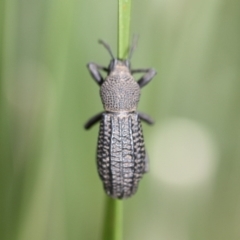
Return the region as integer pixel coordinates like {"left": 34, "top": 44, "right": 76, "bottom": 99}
{"left": 0, "top": 0, "right": 4, "bottom": 90}
{"left": 118, "top": 0, "right": 132, "bottom": 59}
{"left": 101, "top": 1, "right": 132, "bottom": 240}
{"left": 102, "top": 197, "right": 123, "bottom": 240}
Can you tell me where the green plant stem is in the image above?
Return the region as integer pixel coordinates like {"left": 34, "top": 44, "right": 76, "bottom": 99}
{"left": 0, "top": 0, "right": 5, "bottom": 89}
{"left": 118, "top": 0, "right": 132, "bottom": 59}
{"left": 102, "top": 197, "right": 123, "bottom": 240}
{"left": 101, "top": 1, "right": 132, "bottom": 240}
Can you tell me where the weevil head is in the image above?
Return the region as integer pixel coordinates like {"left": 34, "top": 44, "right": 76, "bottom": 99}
{"left": 108, "top": 59, "right": 131, "bottom": 75}
{"left": 98, "top": 39, "right": 133, "bottom": 75}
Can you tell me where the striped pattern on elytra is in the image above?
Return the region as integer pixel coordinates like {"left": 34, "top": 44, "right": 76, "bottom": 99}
{"left": 97, "top": 113, "right": 146, "bottom": 199}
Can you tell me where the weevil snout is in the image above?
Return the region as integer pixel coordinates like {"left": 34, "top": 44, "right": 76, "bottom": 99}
{"left": 108, "top": 59, "right": 131, "bottom": 74}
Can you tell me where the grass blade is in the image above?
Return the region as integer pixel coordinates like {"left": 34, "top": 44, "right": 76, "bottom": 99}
{"left": 118, "top": 0, "right": 132, "bottom": 59}
{"left": 101, "top": 0, "right": 132, "bottom": 240}
{"left": 102, "top": 197, "right": 123, "bottom": 240}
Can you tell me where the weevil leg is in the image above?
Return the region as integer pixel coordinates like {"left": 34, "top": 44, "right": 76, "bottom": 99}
{"left": 131, "top": 68, "right": 157, "bottom": 88}
{"left": 87, "top": 62, "right": 108, "bottom": 86}
{"left": 138, "top": 112, "right": 154, "bottom": 125}
{"left": 84, "top": 112, "right": 103, "bottom": 130}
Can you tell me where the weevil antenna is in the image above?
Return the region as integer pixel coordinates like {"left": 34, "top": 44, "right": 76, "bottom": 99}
{"left": 98, "top": 39, "right": 115, "bottom": 59}
{"left": 128, "top": 35, "right": 139, "bottom": 60}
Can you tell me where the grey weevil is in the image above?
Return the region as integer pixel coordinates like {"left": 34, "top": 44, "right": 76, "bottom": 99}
{"left": 84, "top": 40, "right": 157, "bottom": 199}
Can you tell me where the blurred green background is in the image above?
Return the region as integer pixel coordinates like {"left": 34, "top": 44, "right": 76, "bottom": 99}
{"left": 1, "top": 0, "right": 240, "bottom": 239}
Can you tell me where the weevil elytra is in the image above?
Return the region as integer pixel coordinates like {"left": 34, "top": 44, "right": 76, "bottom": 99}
{"left": 84, "top": 40, "right": 157, "bottom": 199}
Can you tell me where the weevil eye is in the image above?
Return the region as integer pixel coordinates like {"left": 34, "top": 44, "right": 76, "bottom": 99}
{"left": 108, "top": 59, "right": 117, "bottom": 72}
{"left": 124, "top": 60, "right": 131, "bottom": 69}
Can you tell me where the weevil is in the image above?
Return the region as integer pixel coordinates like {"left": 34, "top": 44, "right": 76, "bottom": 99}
{"left": 84, "top": 40, "right": 157, "bottom": 199}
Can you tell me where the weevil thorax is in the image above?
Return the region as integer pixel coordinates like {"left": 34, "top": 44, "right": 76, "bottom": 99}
{"left": 100, "top": 59, "right": 140, "bottom": 112}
